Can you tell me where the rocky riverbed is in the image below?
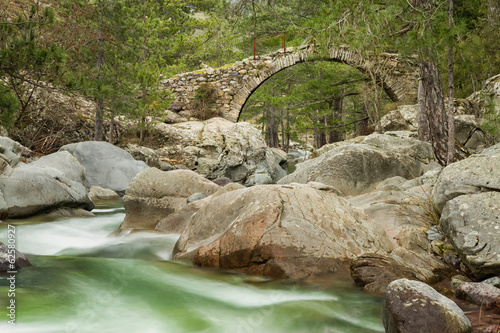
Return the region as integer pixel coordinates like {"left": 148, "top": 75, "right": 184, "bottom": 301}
{"left": 1, "top": 78, "right": 500, "bottom": 331}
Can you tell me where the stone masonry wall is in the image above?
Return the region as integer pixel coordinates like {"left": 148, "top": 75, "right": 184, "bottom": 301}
{"left": 161, "top": 46, "right": 418, "bottom": 123}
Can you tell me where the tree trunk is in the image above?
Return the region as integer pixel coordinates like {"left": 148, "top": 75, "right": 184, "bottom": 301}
{"left": 108, "top": 116, "right": 115, "bottom": 144}
{"left": 328, "top": 97, "right": 343, "bottom": 143}
{"left": 342, "top": 85, "right": 347, "bottom": 140}
{"left": 447, "top": 0, "right": 455, "bottom": 165}
{"left": 417, "top": 61, "right": 449, "bottom": 166}
{"left": 285, "top": 111, "right": 290, "bottom": 153}
{"left": 358, "top": 106, "right": 370, "bottom": 136}
{"left": 94, "top": 3, "right": 104, "bottom": 142}
{"left": 265, "top": 107, "right": 279, "bottom": 148}
{"left": 280, "top": 109, "right": 284, "bottom": 149}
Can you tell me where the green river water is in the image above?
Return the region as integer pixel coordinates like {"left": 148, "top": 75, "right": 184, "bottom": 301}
{"left": 0, "top": 201, "right": 385, "bottom": 333}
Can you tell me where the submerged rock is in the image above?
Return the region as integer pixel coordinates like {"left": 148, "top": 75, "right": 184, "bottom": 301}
{"left": 60, "top": 141, "right": 148, "bottom": 195}
{"left": 383, "top": 279, "right": 472, "bottom": 333}
{"left": 0, "top": 241, "right": 32, "bottom": 272}
{"left": 173, "top": 183, "right": 394, "bottom": 279}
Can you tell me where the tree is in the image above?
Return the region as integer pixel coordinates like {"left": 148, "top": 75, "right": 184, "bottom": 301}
{"left": 0, "top": 1, "right": 64, "bottom": 128}
{"left": 447, "top": 0, "right": 455, "bottom": 165}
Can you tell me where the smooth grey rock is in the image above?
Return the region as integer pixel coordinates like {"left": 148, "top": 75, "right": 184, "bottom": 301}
{"left": 375, "top": 176, "right": 407, "bottom": 191}
{"left": 0, "top": 152, "right": 94, "bottom": 218}
{"left": 380, "top": 102, "right": 490, "bottom": 151}
{"left": 173, "top": 183, "right": 394, "bottom": 279}
{"left": 401, "top": 167, "right": 442, "bottom": 189}
{"left": 426, "top": 227, "right": 444, "bottom": 242}
{"left": 432, "top": 155, "right": 500, "bottom": 211}
{"left": 117, "top": 168, "right": 219, "bottom": 232}
{"left": 279, "top": 133, "right": 435, "bottom": 196}
{"left": 60, "top": 141, "right": 148, "bottom": 195}
{"left": 479, "top": 142, "right": 500, "bottom": 157}
{"left": 440, "top": 192, "right": 500, "bottom": 277}
{"left": 88, "top": 186, "right": 120, "bottom": 201}
{"left": 186, "top": 192, "right": 207, "bottom": 203}
{"left": 31, "top": 151, "right": 88, "bottom": 186}
{"left": 384, "top": 279, "right": 472, "bottom": 333}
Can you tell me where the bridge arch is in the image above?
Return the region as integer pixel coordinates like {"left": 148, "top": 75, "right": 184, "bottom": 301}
{"left": 162, "top": 47, "right": 418, "bottom": 122}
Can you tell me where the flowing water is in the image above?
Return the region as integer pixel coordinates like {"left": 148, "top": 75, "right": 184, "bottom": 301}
{"left": 0, "top": 201, "right": 384, "bottom": 333}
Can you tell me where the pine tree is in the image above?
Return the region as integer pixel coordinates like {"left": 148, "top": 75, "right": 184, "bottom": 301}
{"left": 0, "top": 1, "right": 64, "bottom": 128}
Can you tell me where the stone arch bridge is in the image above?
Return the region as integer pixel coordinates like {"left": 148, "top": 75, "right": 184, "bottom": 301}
{"left": 161, "top": 46, "right": 419, "bottom": 122}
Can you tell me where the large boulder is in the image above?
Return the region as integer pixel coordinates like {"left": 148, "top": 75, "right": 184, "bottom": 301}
{"left": 117, "top": 168, "right": 220, "bottom": 233}
{"left": 383, "top": 279, "right": 473, "bottom": 333}
{"left": 172, "top": 183, "right": 394, "bottom": 279}
{"left": 432, "top": 155, "right": 500, "bottom": 211}
{"left": 440, "top": 192, "right": 500, "bottom": 278}
{"left": 380, "top": 101, "right": 491, "bottom": 152}
{"left": 151, "top": 118, "right": 287, "bottom": 184}
{"left": 380, "top": 105, "right": 418, "bottom": 132}
{"left": 60, "top": 141, "right": 148, "bottom": 195}
{"left": 278, "top": 133, "right": 436, "bottom": 196}
{"left": 0, "top": 151, "right": 94, "bottom": 218}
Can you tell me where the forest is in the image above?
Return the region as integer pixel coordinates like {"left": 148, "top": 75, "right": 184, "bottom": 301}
{"left": 1, "top": 0, "right": 500, "bottom": 165}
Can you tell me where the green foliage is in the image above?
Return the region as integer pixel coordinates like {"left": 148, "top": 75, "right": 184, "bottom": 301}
{"left": 481, "top": 98, "right": 500, "bottom": 138}
{"left": 242, "top": 61, "right": 375, "bottom": 148}
{"left": 0, "top": 1, "right": 65, "bottom": 127}
{"left": 0, "top": 90, "right": 19, "bottom": 127}
{"left": 191, "top": 83, "right": 219, "bottom": 120}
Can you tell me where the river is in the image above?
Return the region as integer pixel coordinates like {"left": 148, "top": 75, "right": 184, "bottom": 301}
{"left": 0, "top": 201, "right": 385, "bottom": 333}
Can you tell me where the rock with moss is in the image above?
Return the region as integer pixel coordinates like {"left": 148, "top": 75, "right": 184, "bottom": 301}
{"left": 384, "top": 279, "right": 473, "bottom": 333}
{"left": 432, "top": 155, "right": 500, "bottom": 211}
{"left": 440, "top": 192, "right": 500, "bottom": 278}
